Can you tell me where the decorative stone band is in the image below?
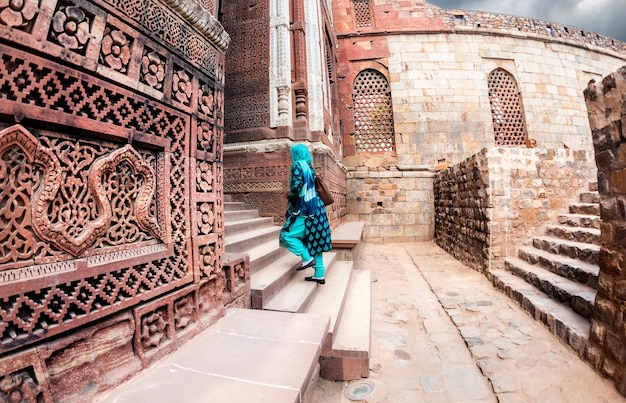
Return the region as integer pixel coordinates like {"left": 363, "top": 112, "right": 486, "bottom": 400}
{"left": 159, "top": 0, "right": 231, "bottom": 52}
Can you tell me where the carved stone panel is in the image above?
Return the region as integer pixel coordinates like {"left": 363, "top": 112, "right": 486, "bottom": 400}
{"left": 0, "top": 0, "right": 227, "bottom": 355}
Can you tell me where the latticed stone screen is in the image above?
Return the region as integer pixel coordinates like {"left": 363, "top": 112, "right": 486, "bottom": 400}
{"left": 488, "top": 68, "right": 528, "bottom": 146}
{"left": 353, "top": 0, "right": 372, "bottom": 28}
{"left": 353, "top": 69, "right": 395, "bottom": 153}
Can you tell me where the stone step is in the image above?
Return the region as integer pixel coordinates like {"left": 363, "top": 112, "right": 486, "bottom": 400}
{"left": 544, "top": 225, "right": 600, "bottom": 245}
{"left": 504, "top": 257, "right": 597, "bottom": 318}
{"left": 244, "top": 238, "right": 290, "bottom": 274}
{"left": 579, "top": 191, "right": 600, "bottom": 204}
{"left": 306, "top": 260, "right": 355, "bottom": 342}
{"left": 557, "top": 213, "right": 601, "bottom": 229}
{"left": 532, "top": 236, "right": 600, "bottom": 265}
{"left": 263, "top": 253, "right": 339, "bottom": 313}
{"left": 319, "top": 269, "right": 371, "bottom": 381}
{"left": 517, "top": 246, "right": 599, "bottom": 289}
{"left": 224, "top": 200, "right": 246, "bottom": 211}
{"left": 225, "top": 216, "right": 276, "bottom": 237}
{"left": 98, "top": 308, "right": 329, "bottom": 402}
{"left": 489, "top": 269, "right": 590, "bottom": 358}
{"left": 250, "top": 253, "right": 302, "bottom": 309}
{"left": 225, "top": 225, "right": 281, "bottom": 253}
{"left": 569, "top": 203, "right": 600, "bottom": 216}
{"left": 224, "top": 208, "right": 259, "bottom": 221}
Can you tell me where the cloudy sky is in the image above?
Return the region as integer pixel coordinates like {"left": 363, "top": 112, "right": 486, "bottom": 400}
{"left": 428, "top": 0, "right": 626, "bottom": 42}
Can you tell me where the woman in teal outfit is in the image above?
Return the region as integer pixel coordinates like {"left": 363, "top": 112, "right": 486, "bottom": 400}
{"left": 279, "top": 143, "right": 332, "bottom": 284}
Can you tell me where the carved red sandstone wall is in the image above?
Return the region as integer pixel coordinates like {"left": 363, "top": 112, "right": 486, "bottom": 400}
{"left": 221, "top": 0, "right": 270, "bottom": 132}
{"left": 0, "top": 0, "right": 235, "bottom": 400}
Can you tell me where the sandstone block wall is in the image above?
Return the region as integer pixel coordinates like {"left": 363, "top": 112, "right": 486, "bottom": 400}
{"left": 345, "top": 168, "right": 435, "bottom": 242}
{"left": 584, "top": 66, "right": 626, "bottom": 395}
{"left": 434, "top": 147, "right": 595, "bottom": 273}
{"left": 387, "top": 33, "right": 626, "bottom": 168}
{"left": 333, "top": 0, "right": 625, "bottom": 243}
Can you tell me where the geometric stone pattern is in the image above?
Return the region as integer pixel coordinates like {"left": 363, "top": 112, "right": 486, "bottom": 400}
{"left": 353, "top": 0, "right": 372, "bottom": 28}
{"left": 0, "top": 348, "right": 52, "bottom": 402}
{"left": 132, "top": 277, "right": 226, "bottom": 366}
{"left": 352, "top": 69, "right": 395, "bottom": 153}
{"left": 488, "top": 68, "right": 527, "bottom": 146}
{"left": 0, "top": 0, "right": 226, "bottom": 364}
{"left": 222, "top": 0, "right": 270, "bottom": 131}
{"left": 221, "top": 253, "right": 251, "bottom": 309}
{"left": 584, "top": 66, "right": 626, "bottom": 396}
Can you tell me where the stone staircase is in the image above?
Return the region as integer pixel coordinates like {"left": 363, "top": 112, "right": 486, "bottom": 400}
{"left": 489, "top": 184, "right": 600, "bottom": 357}
{"left": 224, "top": 197, "right": 371, "bottom": 381}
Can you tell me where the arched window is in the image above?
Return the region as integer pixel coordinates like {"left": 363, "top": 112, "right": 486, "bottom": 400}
{"left": 488, "top": 68, "right": 528, "bottom": 146}
{"left": 352, "top": 69, "right": 395, "bottom": 153}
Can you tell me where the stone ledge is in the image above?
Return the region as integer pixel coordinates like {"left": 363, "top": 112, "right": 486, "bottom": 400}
{"left": 332, "top": 222, "right": 365, "bottom": 261}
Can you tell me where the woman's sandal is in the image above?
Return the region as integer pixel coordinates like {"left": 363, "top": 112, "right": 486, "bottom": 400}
{"left": 305, "top": 276, "right": 325, "bottom": 285}
{"left": 297, "top": 259, "right": 317, "bottom": 271}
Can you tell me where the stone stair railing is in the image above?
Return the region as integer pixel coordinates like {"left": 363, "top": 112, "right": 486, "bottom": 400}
{"left": 488, "top": 183, "right": 600, "bottom": 357}
{"left": 224, "top": 196, "right": 371, "bottom": 381}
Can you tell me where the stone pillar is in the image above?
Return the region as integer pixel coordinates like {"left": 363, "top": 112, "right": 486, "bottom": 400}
{"left": 584, "top": 65, "right": 626, "bottom": 396}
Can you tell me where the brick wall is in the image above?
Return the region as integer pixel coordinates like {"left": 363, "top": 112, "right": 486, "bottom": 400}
{"left": 584, "top": 65, "right": 626, "bottom": 395}
{"left": 434, "top": 147, "right": 596, "bottom": 273}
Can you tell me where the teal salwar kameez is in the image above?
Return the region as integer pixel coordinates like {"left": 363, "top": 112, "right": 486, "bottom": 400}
{"left": 279, "top": 144, "right": 332, "bottom": 281}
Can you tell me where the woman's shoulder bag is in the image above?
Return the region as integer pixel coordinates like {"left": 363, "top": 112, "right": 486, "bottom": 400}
{"left": 315, "top": 175, "right": 334, "bottom": 206}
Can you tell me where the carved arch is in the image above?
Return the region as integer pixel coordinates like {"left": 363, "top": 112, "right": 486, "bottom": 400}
{"left": 89, "top": 145, "right": 161, "bottom": 241}
{"left": 0, "top": 125, "right": 63, "bottom": 259}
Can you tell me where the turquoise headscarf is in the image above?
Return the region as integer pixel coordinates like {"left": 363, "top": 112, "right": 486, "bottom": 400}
{"left": 291, "top": 143, "right": 312, "bottom": 167}
{"left": 291, "top": 143, "right": 314, "bottom": 182}
{"left": 289, "top": 143, "right": 317, "bottom": 215}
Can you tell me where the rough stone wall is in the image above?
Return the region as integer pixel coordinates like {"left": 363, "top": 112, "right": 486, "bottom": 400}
{"left": 584, "top": 66, "right": 626, "bottom": 395}
{"left": 434, "top": 150, "right": 490, "bottom": 271}
{"left": 0, "top": 0, "right": 238, "bottom": 401}
{"left": 434, "top": 147, "right": 595, "bottom": 273}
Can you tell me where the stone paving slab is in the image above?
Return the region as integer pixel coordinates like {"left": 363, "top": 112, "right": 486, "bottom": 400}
{"left": 310, "top": 241, "right": 625, "bottom": 403}
{"left": 99, "top": 309, "right": 329, "bottom": 403}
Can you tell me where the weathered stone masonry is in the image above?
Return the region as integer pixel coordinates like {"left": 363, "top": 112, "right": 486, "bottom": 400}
{"left": 584, "top": 66, "right": 626, "bottom": 395}
{"left": 434, "top": 147, "right": 596, "bottom": 273}
{"left": 434, "top": 150, "right": 490, "bottom": 272}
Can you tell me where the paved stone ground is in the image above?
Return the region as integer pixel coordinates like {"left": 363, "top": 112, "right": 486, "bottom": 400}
{"left": 311, "top": 241, "right": 625, "bottom": 402}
